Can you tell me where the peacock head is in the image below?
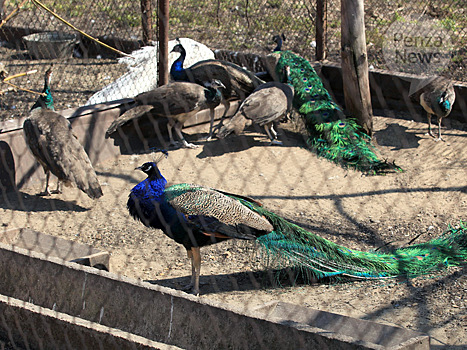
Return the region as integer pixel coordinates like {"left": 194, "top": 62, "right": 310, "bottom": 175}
{"left": 170, "top": 43, "right": 186, "bottom": 55}
{"left": 136, "top": 151, "right": 168, "bottom": 178}
{"left": 272, "top": 33, "right": 286, "bottom": 51}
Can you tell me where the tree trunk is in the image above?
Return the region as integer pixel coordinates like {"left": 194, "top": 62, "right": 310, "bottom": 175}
{"left": 140, "top": 0, "right": 153, "bottom": 45}
{"left": 157, "top": 0, "right": 169, "bottom": 86}
{"left": 340, "top": 0, "right": 373, "bottom": 136}
{"left": 315, "top": 0, "right": 327, "bottom": 61}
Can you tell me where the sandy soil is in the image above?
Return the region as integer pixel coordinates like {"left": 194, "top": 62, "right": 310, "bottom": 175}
{"left": 2, "top": 110, "right": 466, "bottom": 348}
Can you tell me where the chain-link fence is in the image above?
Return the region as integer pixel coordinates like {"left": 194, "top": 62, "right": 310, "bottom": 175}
{"left": 0, "top": 0, "right": 466, "bottom": 349}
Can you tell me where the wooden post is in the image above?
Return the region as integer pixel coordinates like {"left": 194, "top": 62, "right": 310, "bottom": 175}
{"left": 315, "top": 0, "right": 327, "bottom": 60}
{"left": 140, "top": 0, "right": 153, "bottom": 45}
{"left": 157, "top": 0, "right": 169, "bottom": 86}
{"left": 341, "top": 0, "right": 373, "bottom": 136}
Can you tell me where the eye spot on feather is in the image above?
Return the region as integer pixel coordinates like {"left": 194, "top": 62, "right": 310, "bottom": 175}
{"left": 338, "top": 122, "right": 346, "bottom": 128}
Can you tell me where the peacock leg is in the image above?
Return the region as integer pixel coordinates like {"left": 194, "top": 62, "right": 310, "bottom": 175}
{"left": 38, "top": 170, "right": 51, "bottom": 196}
{"left": 174, "top": 122, "right": 199, "bottom": 149}
{"left": 191, "top": 247, "right": 201, "bottom": 295}
{"left": 182, "top": 247, "right": 201, "bottom": 295}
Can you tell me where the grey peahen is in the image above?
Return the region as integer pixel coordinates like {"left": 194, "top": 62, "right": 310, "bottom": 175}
{"left": 216, "top": 81, "right": 294, "bottom": 145}
{"left": 409, "top": 76, "right": 456, "bottom": 142}
{"left": 128, "top": 155, "right": 467, "bottom": 295}
{"left": 170, "top": 43, "right": 265, "bottom": 131}
{"left": 105, "top": 80, "right": 225, "bottom": 148}
{"left": 23, "top": 66, "right": 103, "bottom": 199}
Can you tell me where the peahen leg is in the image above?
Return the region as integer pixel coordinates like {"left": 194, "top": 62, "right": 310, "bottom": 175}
{"left": 183, "top": 247, "right": 201, "bottom": 295}
{"left": 203, "top": 108, "right": 215, "bottom": 141}
{"left": 50, "top": 180, "right": 62, "bottom": 194}
{"left": 427, "top": 113, "right": 435, "bottom": 138}
{"left": 264, "top": 124, "right": 282, "bottom": 145}
{"left": 174, "top": 122, "right": 199, "bottom": 149}
{"left": 38, "top": 170, "right": 51, "bottom": 196}
{"left": 167, "top": 119, "right": 178, "bottom": 147}
{"left": 211, "top": 98, "right": 230, "bottom": 134}
{"left": 436, "top": 117, "right": 445, "bottom": 142}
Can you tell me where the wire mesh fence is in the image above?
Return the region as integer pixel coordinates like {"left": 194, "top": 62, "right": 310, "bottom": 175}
{"left": 0, "top": 0, "right": 466, "bottom": 349}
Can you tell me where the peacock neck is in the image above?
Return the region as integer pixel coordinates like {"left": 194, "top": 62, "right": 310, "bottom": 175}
{"left": 170, "top": 49, "right": 187, "bottom": 81}
{"left": 274, "top": 40, "right": 282, "bottom": 52}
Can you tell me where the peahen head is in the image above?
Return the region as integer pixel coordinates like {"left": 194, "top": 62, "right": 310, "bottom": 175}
{"left": 203, "top": 79, "right": 226, "bottom": 104}
{"left": 31, "top": 65, "right": 54, "bottom": 111}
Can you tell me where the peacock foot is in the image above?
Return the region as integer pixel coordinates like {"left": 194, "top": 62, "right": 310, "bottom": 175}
{"left": 181, "top": 282, "right": 199, "bottom": 296}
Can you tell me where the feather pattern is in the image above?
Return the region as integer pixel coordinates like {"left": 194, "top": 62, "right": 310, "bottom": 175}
{"left": 128, "top": 160, "right": 467, "bottom": 294}
{"left": 273, "top": 51, "right": 401, "bottom": 174}
{"left": 23, "top": 67, "right": 103, "bottom": 199}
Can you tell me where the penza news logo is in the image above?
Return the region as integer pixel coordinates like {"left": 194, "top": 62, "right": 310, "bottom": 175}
{"left": 382, "top": 14, "right": 454, "bottom": 76}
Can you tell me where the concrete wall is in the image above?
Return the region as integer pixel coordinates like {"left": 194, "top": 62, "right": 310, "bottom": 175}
{"left": 0, "top": 242, "right": 429, "bottom": 349}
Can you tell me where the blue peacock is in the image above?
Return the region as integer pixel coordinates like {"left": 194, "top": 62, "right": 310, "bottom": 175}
{"left": 271, "top": 50, "right": 401, "bottom": 174}
{"left": 128, "top": 156, "right": 467, "bottom": 295}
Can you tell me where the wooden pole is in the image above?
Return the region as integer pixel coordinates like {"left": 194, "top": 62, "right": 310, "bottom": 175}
{"left": 157, "top": 0, "right": 169, "bottom": 86}
{"left": 341, "top": 0, "right": 373, "bottom": 136}
{"left": 315, "top": 0, "right": 327, "bottom": 60}
{"left": 140, "top": 0, "right": 153, "bottom": 45}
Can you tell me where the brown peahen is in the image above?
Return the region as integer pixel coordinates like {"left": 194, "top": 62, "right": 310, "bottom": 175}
{"left": 23, "top": 66, "right": 103, "bottom": 199}
{"left": 128, "top": 154, "right": 467, "bottom": 295}
{"left": 170, "top": 43, "right": 265, "bottom": 132}
{"left": 216, "top": 81, "right": 294, "bottom": 145}
{"left": 409, "top": 76, "right": 456, "bottom": 142}
{"left": 105, "top": 80, "right": 225, "bottom": 148}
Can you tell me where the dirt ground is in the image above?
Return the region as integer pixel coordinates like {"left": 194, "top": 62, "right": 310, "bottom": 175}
{"left": 0, "top": 41, "right": 466, "bottom": 348}
{"left": 2, "top": 110, "right": 466, "bottom": 348}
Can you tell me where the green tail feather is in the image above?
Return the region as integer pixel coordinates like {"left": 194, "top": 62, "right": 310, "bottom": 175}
{"left": 250, "top": 201, "right": 467, "bottom": 280}
{"left": 276, "top": 51, "right": 401, "bottom": 174}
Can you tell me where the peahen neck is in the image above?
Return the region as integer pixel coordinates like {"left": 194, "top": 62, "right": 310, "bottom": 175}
{"left": 170, "top": 46, "right": 187, "bottom": 81}
{"left": 31, "top": 75, "right": 54, "bottom": 111}
{"left": 204, "top": 86, "right": 223, "bottom": 107}
{"left": 439, "top": 95, "right": 452, "bottom": 113}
